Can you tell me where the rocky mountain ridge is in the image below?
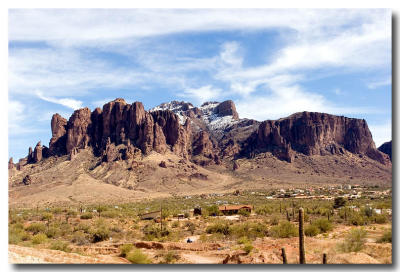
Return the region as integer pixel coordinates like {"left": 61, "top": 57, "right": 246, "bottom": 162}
{"left": 9, "top": 98, "right": 390, "bottom": 171}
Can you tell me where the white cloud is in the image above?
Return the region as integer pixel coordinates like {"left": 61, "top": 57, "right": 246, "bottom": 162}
{"left": 36, "top": 91, "right": 83, "bottom": 110}
{"left": 180, "top": 85, "right": 222, "bottom": 104}
{"left": 367, "top": 77, "right": 392, "bottom": 89}
{"left": 369, "top": 120, "right": 392, "bottom": 147}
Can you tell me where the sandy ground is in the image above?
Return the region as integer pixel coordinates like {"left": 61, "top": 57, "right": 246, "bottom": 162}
{"left": 8, "top": 245, "right": 129, "bottom": 264}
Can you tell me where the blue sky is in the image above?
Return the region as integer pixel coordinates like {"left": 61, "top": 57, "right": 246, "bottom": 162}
{"left": 8, "top": 9, "right": 391, "bottom": 160}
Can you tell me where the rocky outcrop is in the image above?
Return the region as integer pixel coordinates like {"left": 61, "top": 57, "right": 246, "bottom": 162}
{"left": 33, "top": 141, "right": 43, "bottom": 163}
{"left": 378, "top": 141, "right": 392, "bottom": 160}
{"left": 245, "top": 112, "right": 389, "bottom": 164}
{"left": 13, "top": 99, "right": 388, "bottom": 169}
{"left": 22, "top": 175, "right": 32, "bottom": 185}
{"left": 49, "top": 113, "right": 68, "bottom": 155}
{"left": 66, "top": 108, "right": 92, "bottom": 153}
{"left": 8, "top": 158, "right": 14, "bottom": 170}
{"left": 215, "top": 100, "right": 239, "bottom": 120}
{"left": 192, "top": 131, "right": 214, "bottom": 157}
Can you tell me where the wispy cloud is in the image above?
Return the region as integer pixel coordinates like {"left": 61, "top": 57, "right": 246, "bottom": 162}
{"left": 180, "top": 85, "right": 222, "bottom": 104}
{"left": 36, "top": 90, "right": 83, "bottom": 110}
{"left": 367, "top": 77, "right": 391, "bottom": 89}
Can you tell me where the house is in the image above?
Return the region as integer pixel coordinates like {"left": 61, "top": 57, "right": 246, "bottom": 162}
{"left": 139, "top": 211, "right": 161, "bottom": 220}
{"left": 218, "top": 205, "right": 253, "bottom": 215}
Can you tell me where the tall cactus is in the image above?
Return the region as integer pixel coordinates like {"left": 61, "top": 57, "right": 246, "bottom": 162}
{"left": 299, "top": 207, "right": 306, "bottom": 264}
{"left": 323, "top": 253, "right": 327, "bottom": 264}
{"left": 281, "top": 248, "right": 287, "bottom": 264}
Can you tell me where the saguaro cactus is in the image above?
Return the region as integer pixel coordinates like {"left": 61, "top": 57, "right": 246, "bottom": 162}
{"left": 323, "top": 253, "right": 327, "bottom": 264}
{"left": 281, "top": 248, "right": 287, "bottom": 264}
{"left": 299, "top": 207, "right": 306, "bottom": 264}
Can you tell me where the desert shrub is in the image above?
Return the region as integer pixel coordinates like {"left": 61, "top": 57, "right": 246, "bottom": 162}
{"left": 269, "top": 215, "right": 279, "bottom": 226}
{"left": 304, "top": 224, "right": 320, "bottom": 237}
{"left": 312, "top": 218, "right": 333, "bottom": 233}
{"left": 206, "top": 221, "right": 230, "bottom": 235}
{"left": 59, "top": 222, "right": 73, "bottom": 236}
{"left": 377, "top": 229, "right": 391, "bottom": 243}
{"left": 126, "top": 248, "right": 151, "bottom": 264}
{"left": 362, "top": 207, "right": 374, "bottom": 218}
{"left": 119, "top": 244, "right": 133, "bottom": 257}
{"left": 80, "top": 213, "right": 93, "bottom": 220}
{"left": 255, "top": 205, "right": 273, "bottom": 216}
{"left": 162, "top": 250, "right": 179, "bottom": 264}
{"left": 171, "top": 221, "right": 180, "bottom": 228}
{"left": 90, "top": 227, "right": 110, "bottom": 243}
{"left": 102, "top": 210, "right": 120, "bottom": 218}
{"left": 184, "top": 212, "right": 190, "bottom": 218}
{"left": 243, "top": 243, "right": 253, "bottom": 254}
{"left": 45, "top": 227, "right": 59, "bottom": 238}
{"left": 32, "top": 233, "right": 47, "bottom": 244}
{"left": 230, "top": 222, "right": 268, "bottom": 240}
{"left": 206, "top": 205, "right": 220, "bottom": 216}
{"left": 50, "top": 241, "right": 71, "bottom": 252}
{"left": 41, "top": 212, "right": 53, "bottom": 222}
{"left": 186, "top": 222, "right": 196, "bottom": 234}
{"left": 270, "top": 221, "right": 297, "bottom": 238}
{"left": 74, "top": 223, "right": 91, "bottom": 233}
{"left": 348, "top": 213, "right": 368, "bottom": 226}
{"left": 237, "top": 236, "right": 250, "bottom": 245}
{"left": 333, "top": 197, "right": 347, "bottom": 209}
{"left": 338, "top": 228, "right": 367, "bottom": 252}
{"left": 238, "top": 209, "right": 250, "bottom": 217}
{"left": 9, "top": 226, "right": 30, "bottom": 244}
{"left": 373, "top": 214, "right": 388, "bottom": 224}
{"left": 26, "top": 223, "right": 46, "bottom": 234}
{"left": 71, "top": 231, "right": 89, "bottom": 245}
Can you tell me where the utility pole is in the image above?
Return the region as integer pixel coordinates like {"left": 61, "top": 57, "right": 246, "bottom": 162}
{"left": 160, "top": 205, "right": 163, "bottom": 234}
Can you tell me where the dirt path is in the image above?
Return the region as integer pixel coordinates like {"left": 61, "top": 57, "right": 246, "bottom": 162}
{"left": 181, "top": 252, "right": 223, "bottom": 264}
{"left": 9, "top": 245, "right": 129, "bottom": 264}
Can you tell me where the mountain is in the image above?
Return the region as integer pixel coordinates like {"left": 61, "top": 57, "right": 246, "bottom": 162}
{"left": 378, "top": 141, "right": 392, "bottom": 160}
{"left": 8, "top": 98, "right": 392, "bottom": 207}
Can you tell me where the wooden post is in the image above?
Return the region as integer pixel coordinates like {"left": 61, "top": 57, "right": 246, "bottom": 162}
{"left": 286, "top": 210, "right": 290, "bottom": 221}
{"left": 299, "top": 208, "right": 306, "bottom": 264}
{"left": 323, "top": 253, "right": 327, "bottom": 264}
{"left": 280, "top": 202, "right": 282, "bottom": 214}
{"left": 281, "top": 248, "right": 287, "bottom": 264}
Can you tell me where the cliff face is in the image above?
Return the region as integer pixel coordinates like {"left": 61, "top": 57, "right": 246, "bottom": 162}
{"left": 245, "top": 112, "right": 390, "bottom": 164}
{"left": 13, "top": 99, "right": 390, "bottom": 169}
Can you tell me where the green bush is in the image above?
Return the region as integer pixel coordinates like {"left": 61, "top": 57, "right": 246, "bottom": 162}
{"left": 206, "top": 221, "right": 230, "bottom": 235}
{"left": 32, "top": 233, "right": 48, "bottom": 244}
{"left": 377, "top": 229, "right": 391, "bottom": 243}
{"left": 338, "top": 228, "right": 367, "bottom": 252}
{"left": 269, "top": 215, "right": 279, "bottom": 226}
{"left": 171, "top": 221, "right": 180, "bottom": 228}
{"left": 9, "top": 227, "right": 30, "bottom": 244}
{"left": 243, "top": 243, "right": 253, "bottom": 254}
{"left": 26, "top": 223, "right": 46, "bottom": 234}
{"left": 74, "top": 223, "right": 91, "bottom": 233}
{"left": 80, "top": 213, "right": 93, "bottom": 219}
{"left": 45, "top": 227, "right": 59, "bottom": 238}
{"left": 162, "top": 250, "right": 179, "bottom": 264}
{"left": 313, "top": 218, "right": 333, "bottom": 233}
{"left": 304, "top": 224, "right": 320, "bottom": 237}
{"left": 333, "top": 197, "right": 347, "bottom": 209}
{"left": 102, "top": 210, "right": 120, "bottom": 218}
{"left": 90, "top": 227, "right": 110, "bottom": 243}
{"left": 373, "top": 214, "right": 388, "bottom": 224}
{"left": 126, "top": 248, "right": 151, "bottom": 264}
{"left": 41, "top": 212, "right": 53, "bottom": 222}
{"left": 71, "top": 231, "right": 89, "bottom": 245}
{"left": 50, "top": 241, "right": 71, "bottom": 252}
{"left": 270, "top": 221, "right": 298, "bottom": 238}
{"left": 119, "top": 244, "right": 133, "bottom": 257}
{"left": 237, "top": 236, "right": 250, "bottom": 244}
{"left": 238, "top": 209, "right": 250, "bottom": 217}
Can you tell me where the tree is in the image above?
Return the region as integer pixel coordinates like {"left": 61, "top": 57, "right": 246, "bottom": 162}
{"left": 333, "top": 197, "right": 347, "bottom": 209}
